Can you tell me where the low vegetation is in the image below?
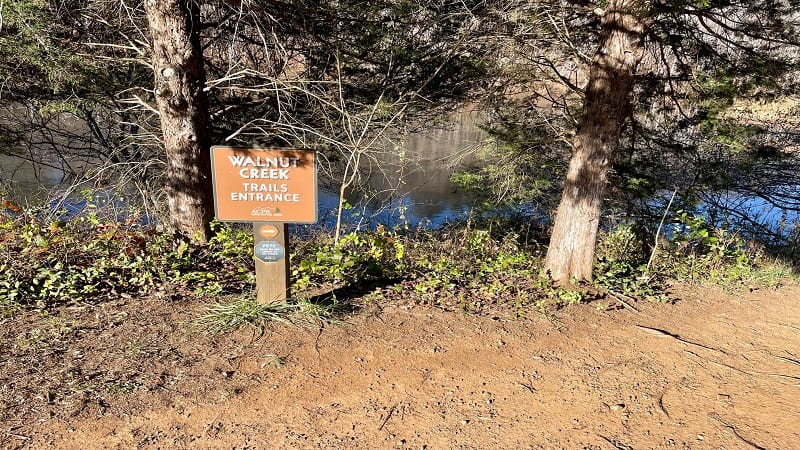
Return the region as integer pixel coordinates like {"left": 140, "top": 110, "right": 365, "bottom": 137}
{"left": 1, "top": 198, "right": 794, "bottom": 328}
{"left": 593, "top": 212, "right": 793, "bottom": 300}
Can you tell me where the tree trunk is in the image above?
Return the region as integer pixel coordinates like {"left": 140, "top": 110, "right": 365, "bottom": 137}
{"left": 544, "top": 0, "right": 652, "bottom": 284}
{"left": 145, "top": 0, "right": 214, "bottom": 242}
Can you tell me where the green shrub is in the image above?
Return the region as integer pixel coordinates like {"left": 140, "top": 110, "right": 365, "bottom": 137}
{"left": 0, "top": 211, "right": 254, "bottom": 310}
{"left": 292, "top": 226, "right": 406, "bottom": 291}
{"left": 655, "top": 211, "right": 793, "bottom": 288}
{"left": 592, "top": 224, "right": 666, "bottom": 300}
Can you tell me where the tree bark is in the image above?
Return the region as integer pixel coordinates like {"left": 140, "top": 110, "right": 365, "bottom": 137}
{"left": 544, "top": 0, "right": 652, "bottom": 284}
{"left": 145, "top": 0, "right": 214, "bottom": 242}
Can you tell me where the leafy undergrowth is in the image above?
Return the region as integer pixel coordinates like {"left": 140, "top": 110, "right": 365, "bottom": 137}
{"left": 0, "top": 209, "right": 255, "bottom": 315}
{"left": 1, "top": 203, "right": 795, "bottom": 325}
{"left": 289, "top": 217, "right": 598, "bottom": 318}
{"left": 594, "top": 212, "right": 796, "bottom": 300}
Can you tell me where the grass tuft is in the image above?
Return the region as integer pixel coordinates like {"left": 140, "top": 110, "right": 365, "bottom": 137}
{"left": 192, "top": 293, "right": 343, "bottom": 334}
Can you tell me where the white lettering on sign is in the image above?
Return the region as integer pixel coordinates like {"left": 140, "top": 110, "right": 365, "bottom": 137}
{"left": 239, "top": 168, "right": 291, "bottom": 179}
{"left": 242, "top": 183, "right": 289, "bottom": 192}
{"left": 230, "top": 192, "right": 301, "bottom": 202}
{"left": 227, "top": 155, "right": 300, "bottom": 168}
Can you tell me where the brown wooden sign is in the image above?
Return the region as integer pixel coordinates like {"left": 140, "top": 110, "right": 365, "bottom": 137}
{"left": 210, "top": 146, "right": 317, "bottom": 223}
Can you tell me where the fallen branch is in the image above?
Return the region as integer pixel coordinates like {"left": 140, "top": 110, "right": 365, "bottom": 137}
{"left": 377, "top": 404, "right": 397, "bottom": 431}
{"left": 634, "top": 325, "right": 727, "bottom": 354}
{"left": 607, "top": 290, "right": 640, "bottom": 313}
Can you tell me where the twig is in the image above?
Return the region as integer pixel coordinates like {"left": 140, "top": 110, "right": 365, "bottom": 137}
{"left": 377, "top": 404, "right": 397, "bottom": 431}
{"left": 6, "top": 432, "right": 30, "bottom": 442}
{"left": 607, "top": 290, "right": 640, "bottom": 313}
{"left": 646, "top": 188, "right": 678, "bottom": 272}
{"left": 634, "top": 325, "right": 727, "bottom": 354}
{"left": 118, "top": 95, "right": 160, "bottom": 116}
{"left": 203, "top": 412, "right": 224, "bottom": 437}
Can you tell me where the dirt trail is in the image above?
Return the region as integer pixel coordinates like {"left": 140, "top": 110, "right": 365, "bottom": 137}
{"left": 6, "top": 285, "right": 800, "bottom": 449}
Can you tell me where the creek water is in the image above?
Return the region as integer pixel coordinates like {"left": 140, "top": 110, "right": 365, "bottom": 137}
{"left": 2, "top": 107, "right": 798, "bottom": 244}
{"left": 0, "top": 111, "right": 486, "bottom": 229}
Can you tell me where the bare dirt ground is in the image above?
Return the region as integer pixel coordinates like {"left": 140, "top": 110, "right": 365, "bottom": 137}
{"left": 2, "top": 283, "right": 799, "bottom": 449}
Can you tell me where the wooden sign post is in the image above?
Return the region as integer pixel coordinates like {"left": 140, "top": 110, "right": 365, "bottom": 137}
{"left": 210, "top": 147, "right": 317, "bottom": 304}
{"left": 253, "top": 222, "right": 290, "bottom": 302}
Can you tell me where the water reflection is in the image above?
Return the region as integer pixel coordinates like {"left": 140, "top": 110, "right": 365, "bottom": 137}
{"left": 1, "top": 157, "right": 69, "bottom": 197}
{"left": 318, "top": 114, "right": 485, "bottom": 228}
{"left": 1, "top": 104, "right": 100, "bottom": 202}
{"left": 2, "top": 111, "right": 487, "bottom": 228}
